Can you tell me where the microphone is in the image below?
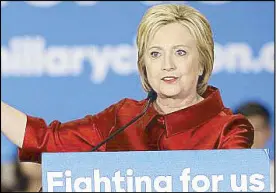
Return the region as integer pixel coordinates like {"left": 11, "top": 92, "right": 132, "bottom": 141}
{"left": 147, "top": 89, "right": 157, "bottom": 103}
{"left": 91, "top": 90, "right": 157, "bottom": 152}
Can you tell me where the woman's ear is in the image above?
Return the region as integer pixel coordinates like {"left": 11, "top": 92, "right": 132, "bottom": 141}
{"left": 199, "top": 66, "right": 204, "bottom": 76}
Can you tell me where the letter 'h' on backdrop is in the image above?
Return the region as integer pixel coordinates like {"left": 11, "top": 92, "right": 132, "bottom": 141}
{"left": 42, "top": 149, "right": 270, "bottom": 192}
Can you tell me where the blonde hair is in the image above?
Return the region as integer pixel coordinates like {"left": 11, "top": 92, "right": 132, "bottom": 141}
{"left": 136, "top": 4, "right": 214, "bottom": 95}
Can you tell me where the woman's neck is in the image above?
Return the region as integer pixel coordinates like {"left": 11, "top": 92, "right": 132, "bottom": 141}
{"left": 154, "top": 92, "right": 204, "bottom": 115}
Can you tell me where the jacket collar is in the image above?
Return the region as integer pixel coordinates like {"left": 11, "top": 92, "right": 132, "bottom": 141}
{"left": 140, "top": 86, "right": 225, "bottom": 137}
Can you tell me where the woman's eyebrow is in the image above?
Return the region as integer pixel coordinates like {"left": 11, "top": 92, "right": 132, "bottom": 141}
{"left": 148, "top": 46, "right": 162, "bottom": 50}
{"left": 172, "top": 44, "right": 192, "bottom": 49}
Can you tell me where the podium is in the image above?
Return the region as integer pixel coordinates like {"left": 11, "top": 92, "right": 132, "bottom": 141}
{"left": 41, "top": 149, "right": 270, "bottom": 192}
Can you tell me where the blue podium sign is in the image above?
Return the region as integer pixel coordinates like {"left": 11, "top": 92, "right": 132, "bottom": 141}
{"left": 42, "top": 149, "right": 270, "bottom": 192}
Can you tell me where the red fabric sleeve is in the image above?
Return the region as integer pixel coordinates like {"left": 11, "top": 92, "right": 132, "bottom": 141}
{"left": 218, "top": 115, "right": 254, "bottom": 149}
{"left": 18, "top": 99, "right": 126, "bottom": 163}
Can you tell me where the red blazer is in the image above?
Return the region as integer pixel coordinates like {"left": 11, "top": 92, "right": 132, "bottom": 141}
{"left": 19, "top": 86, "right": 254, "bottom": 163}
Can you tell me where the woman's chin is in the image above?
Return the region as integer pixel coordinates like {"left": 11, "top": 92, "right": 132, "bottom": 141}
{"left": 159, "top": 87, "right": 181, "bottom": 98}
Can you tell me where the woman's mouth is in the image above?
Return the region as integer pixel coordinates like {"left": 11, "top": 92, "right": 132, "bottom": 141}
{"left": 161, "top": 76, "right": 178, "bottom": 84}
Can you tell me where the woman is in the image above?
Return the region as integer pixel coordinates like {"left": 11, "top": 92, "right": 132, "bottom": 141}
{"left": 1, "top": 4, "right": 254, "bottom": 164}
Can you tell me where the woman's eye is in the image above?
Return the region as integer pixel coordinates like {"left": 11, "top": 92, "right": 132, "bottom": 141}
{"left": 150, "top": 51, "right": 161, "bottom": 58}
{"left": 176, "top": 49, "right": 186, "bottom": 56}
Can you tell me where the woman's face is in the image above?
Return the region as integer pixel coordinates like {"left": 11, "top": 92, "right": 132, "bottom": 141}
{"left": 144, "top": 22, "right": 202, "bottom": 98}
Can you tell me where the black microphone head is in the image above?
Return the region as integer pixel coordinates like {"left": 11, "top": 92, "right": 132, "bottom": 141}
{"left": 147, "top": 89, "right": 157, "bottom": 102}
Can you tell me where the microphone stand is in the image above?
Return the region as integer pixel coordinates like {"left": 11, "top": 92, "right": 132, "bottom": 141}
{"left": 38, "top": 90, "right": 157, "bottom": 192}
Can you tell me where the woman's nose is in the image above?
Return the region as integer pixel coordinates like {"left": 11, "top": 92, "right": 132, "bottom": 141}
{"left": 162, "top": 54, "right": 176, "bottom": 71}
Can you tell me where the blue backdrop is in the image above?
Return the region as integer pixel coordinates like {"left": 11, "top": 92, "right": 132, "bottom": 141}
{"left": 1, "top": 1, "right": 274, "bottom": 161}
